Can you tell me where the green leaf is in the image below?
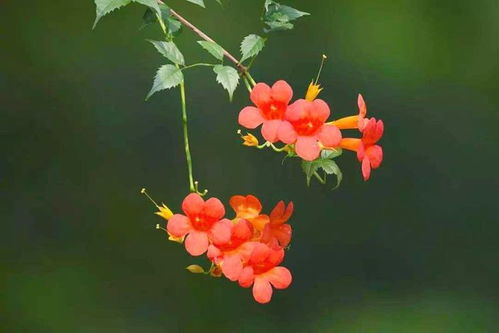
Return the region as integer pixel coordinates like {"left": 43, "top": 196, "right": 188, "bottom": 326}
{"left": 146, "top": 65, "right": 183, "bottom": 100}
{"left": 278, "top": 5, "right": 309, "bottom": 21}
{"left": 186, "top": 0, "right": 205, "bottom": 8}
{"left": 133, "top": 0, "right": 161, "bottom": 18}
{"left": 167, "top": 16, "right": 182, "bottom": 35}
{"left": 301, "top": 160, "right": 320, "bottom": 186}
{"left": 263, "top": 0, "right": 309, "bottom": 33}
{"left": 320, "top": 159, "right": 343, "bottom": 190}
{"left": 148, "top": 40, "right": 185, "bottom": 65}
{"left": 240, "top": 34, "right": 266, "bottom": 62}
{"left": 321, "top": 148, "right": 343, "bottom": 159}
{"left": 141, "top": 3, "right": 170, "bottom": 28}
{"left": 213, "top": 65, "right": 239, "bottom": 100}
{"left": 197, "top": 41, "right": 225, "bottom": 61}
{"left": 93, "top": 0, "right": 131, "bottom": 29}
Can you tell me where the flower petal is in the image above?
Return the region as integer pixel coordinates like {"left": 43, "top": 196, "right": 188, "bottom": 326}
{"left": 318, "top": 124, "right": 342, "bottom": 147}
{"left": 274, "top": 224, "right": 292, "bottom": 247}
{"left": 181, "top": 193, "right": 204, "bottom": 216}
{"left": 277, "top": 120, "right": 297, "bottom": 144}
{"left": 250, "top": 83, "right": 272, "bottom": 108}
{"left": 167, "top": 214, "right": 190, "bottom": 237}
{"left": 207, "top": 244, "right": 222, "bottom": 261}
{"left": 222, "top": 254, "right": 243, "bottom": 281}
{"left": 358, "top": 93, "right": 367, "bottom": 118}
{"left": 271, "top": 80, "right": 293, "bottom": 104}
{"left": 184, "top": 231, "right": 209, "bottom": 256}
{"left": 361, "top": 157, "right": 371, "bottom": 181}
{"left": 229, "top": 195, "right": 262, "bottom": 219}
{"left": 249, "top": 243, "right": 271, "bottom": 264}
{"left": 266, "top": 266, "right": 292, "bottom": 289}
{"left": 209, "top": 218, "right": 231, "bottom": 244}
{"left": 295, "top": 136, "right": 321, "bottom": 161}
{"left": 261, "top": 120, "right": 282, "bottom": 143}
{"left": 366, "top": 145, "right": 383, "bottom": 169}
{"left": 238, "top": 106, "right": 264, "bottom": 129}
{"left": 238, "top": 266, "right": 254, "bottom": 288}
{"left": 312, "top": 99, "right": 330, "bottom": 122}
{"left": 253, "top": 277, "right": 273, "bottom": 304}
{"left": 203, "top": 197, "right": 225, "bottom": 221}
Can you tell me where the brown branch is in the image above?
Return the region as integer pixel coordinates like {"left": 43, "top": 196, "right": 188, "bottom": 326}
{"left": 157, "top": 1, "right": 247, "bottom": 72}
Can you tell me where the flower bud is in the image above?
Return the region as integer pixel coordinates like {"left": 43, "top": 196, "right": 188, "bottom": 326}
{"left": 305, "top": 81, "right": 323, "bottom": 101}
{"left": 186, "top": 264, "right": 205, "bottom": 274}
{"left": 241, "top": 133, "right": 259, "bottom": 147}
{"left": 155, "top": 203, "right": 173, "bottom": 220}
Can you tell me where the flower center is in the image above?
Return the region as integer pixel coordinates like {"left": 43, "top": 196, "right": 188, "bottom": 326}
{"left": 261, "top": 101, "right": 286, "bottom": 120}
{"left": 292, "top": 117, "right": 323, "bottom": 136}
{"left": 190, "top": 214, "right": 214, "bottom": 231}
{"left": 252, "top": 261, "right": 274, "bottom": 275}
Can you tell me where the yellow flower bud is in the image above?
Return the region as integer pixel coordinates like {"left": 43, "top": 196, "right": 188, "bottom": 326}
{"left": 186, "top": 264, "right": 205, "bottom": 274}
{"left": 305, "top": 81, "right": 323, "bottom": 101}
{"left": 168, "top": 233, "right": 184, "bottom": 243}
{"left": 241, "top": 132, "right": 259, "bottom": 147}
{"left": 210, "top": 265, "right": 223, "bottom": 278}
{"left": 155, "top": 203, "right": 173, "bottom": 220}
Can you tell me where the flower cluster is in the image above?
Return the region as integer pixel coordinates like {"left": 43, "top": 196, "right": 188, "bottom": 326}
{"left": 163, "top": 192, "right": 293, "bottom": 304}
{"left": 238, "top": 80, "right": 384, "bottom": 181}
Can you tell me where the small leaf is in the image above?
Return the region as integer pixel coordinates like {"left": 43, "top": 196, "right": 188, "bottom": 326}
{"left": 146, "top": 65, "right": 183, "bottom": 100}
{"left": 167, "top": 16, "right": 182, "bottom": 35}
{"left": 262, "top": 0, "right": 309, "bottom": 33}
{"left": 213, "top": 65, "right": 239, "bottom": 100}
{"left": 197, "top": 41, "right": 225, "bottom": 61}
{"left": 278, "top": 5, "right": 309, "bottom": 21}
{"left": 141, "top": 3, "right": 170, "bottom": 29}
{"left": 133, "top": 0, "right": 161, "bottom": 18}
{"left": 320, "top": 159, "right": 343, "bottom": 189}
{"left": 148, "top": 40, "right": 185, "bottom": 65}
{"left": 186, "top": 0, "right": 205, "bottom": 7}
{"left": 321, "top": 148, "right": 343, "bottom": 159}
{"left": 93, "top": 0, "right": 131, "bottom": 29}
{"left": 240, "top": 34, "right": 266, "bottom": 62}
{"left": 301, "top": 160, "right": 320, "bottom": 186}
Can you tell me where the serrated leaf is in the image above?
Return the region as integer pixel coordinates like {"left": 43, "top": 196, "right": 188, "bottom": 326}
{"left": 167, "top": 16, "right": 182, "bottom": 34}
{"left": 278, "top": 5, "right": 309, "bottom": 21}
{"left": 141, "top": 3, "right": 170, "bottom": 29}
{"left": 301, "top": 160, "right": 320, "bottom": 186}
{"left": 213, "top": 65, "right": 239, "bottom": 100}
{"left": 148, "top": 40, "right": 185, "bottom": 65}
{"left": 263, "top": 0, "right": 309, "bottom": 33}
{"left": 240, "top": 34, "right": 266, "bottom": 62}
{"left": 93, "top": 0, "right": 131, "bottom": 29}
{"left": 146, "top": 65, "right": 183, "bottom": 100}
{"left": 319, "top": 159, "right": 343, "bottom": 189}
{"left": 197, "top": 41, "right": 224, "bottom": 60}
{"left": 186, "top": 0, "right": 205, "bottom": 7}
{"left": 321, "top": 148, "right": 343, "bottom": 159}
{"left": 133, "top": 0, "right": 161, "bottom": 18}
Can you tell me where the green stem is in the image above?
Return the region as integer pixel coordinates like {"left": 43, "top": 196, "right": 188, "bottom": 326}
{"left": 242, "top": 76, "right": 252, "bottom": 93}
{"left": 182, "top": 63, "right": 215, "bottom": 71}
{"left": 245, "top": 72, "right": 257, "bottom": 86}
{"left": 179, "top": 79, "right": 196, "bottom": 192}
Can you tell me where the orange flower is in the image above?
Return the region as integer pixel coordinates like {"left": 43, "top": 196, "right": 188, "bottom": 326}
{"left": 330, "top": 93, "right": 368, "bottom": 131}
{"left": 261, "top": 201, "right": 293, "bottom": 247}
{"left": 229, "top": 195, "right": 270, "bottom": 232}
{"left": 340, "top": 118, "right": 384, "bottom": 181}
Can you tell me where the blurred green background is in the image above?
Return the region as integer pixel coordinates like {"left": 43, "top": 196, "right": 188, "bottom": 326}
{"left": 2, "top": 0, "right": 499, "bottom": 332}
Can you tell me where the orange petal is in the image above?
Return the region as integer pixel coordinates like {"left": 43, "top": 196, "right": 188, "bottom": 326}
{"left": 339, "top": 138, "right": 361, "bottom": 152}
{"left": 330, "top": 115, "right": 359, "bottom": 130}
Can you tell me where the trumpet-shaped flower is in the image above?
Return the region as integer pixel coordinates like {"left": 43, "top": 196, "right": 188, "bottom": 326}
{"left": 340, "top": 117, "right": 384, "bottom": 180}
{"left": 238, "top": 80, "right": 293, "bottom": 143}
{"left": 207, "top": 219, "right": 256, "bottom": 281}
{"left": 261, "top": 201, "right": 293, "bottom": 247}
{"left": 278, "top": 99, "right": 342, "bottom": 161}
{"left": 167, "top": 193, "right": 231, "bottom": 256}
{"left": 229, "top": 194, "right": 270, "bottom": 232}
{"left": 238, "top": 243, "right": 292, "bottom": 304}
{"left": 330, "top": 93, "right": 369, "bottom": 131}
